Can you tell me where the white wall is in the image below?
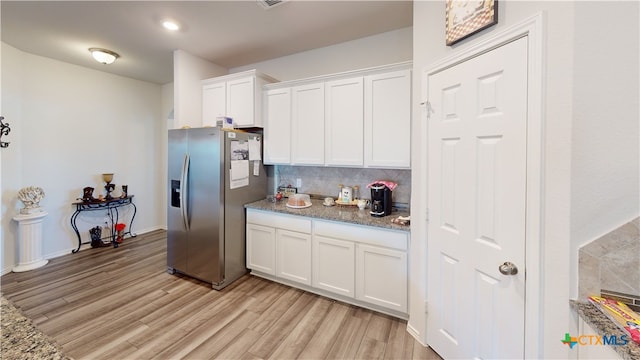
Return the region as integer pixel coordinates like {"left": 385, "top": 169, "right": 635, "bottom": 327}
{"left": 413, "top": 1, "right": 639, "bottom": 358}
{"left": 159, "top": 82, "right": 174, "bottom": 229}
{"left": 1, "top": 42, "right": 166, "bottom": 274}
{"left": 231, "top": 27, "right": 412, "bottom": 80}
{"left": 570, "top": 1, "right": 640, "bottom": 293}
{"left": 2, "top": 43, "right": 25, "bottom": 273}
{"left": 173, "top": 49, "right": 226, "bottom": 129}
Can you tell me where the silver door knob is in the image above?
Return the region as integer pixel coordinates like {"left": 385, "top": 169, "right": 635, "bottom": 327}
{"left": 499, "top": 261, "right": 518, "bottom": 275}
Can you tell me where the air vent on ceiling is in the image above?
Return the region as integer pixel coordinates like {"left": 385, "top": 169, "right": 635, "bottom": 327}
{"left": 256, "top": 0, "right": 286, "bottom": 10}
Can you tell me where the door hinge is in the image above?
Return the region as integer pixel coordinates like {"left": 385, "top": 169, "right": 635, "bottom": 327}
{"left": 424, "top": 300, "right": 429, "bottom": 314}
{"left": 421, "top": 101, "right": 435, "bottom": 119}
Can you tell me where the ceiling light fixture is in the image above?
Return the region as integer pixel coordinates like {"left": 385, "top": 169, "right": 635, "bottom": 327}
{"left": 162, "top": 21, "right": 180, "bottom": 31}
{"left": 89, "top": 48, "right": 120, "bottom": 65}
{"left": 256, "top": 0, "right": 286, "bottom": 9}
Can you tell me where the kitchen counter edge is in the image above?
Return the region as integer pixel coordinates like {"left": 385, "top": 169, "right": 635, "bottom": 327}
{"left": 245, "top": 199, "right": 410, "bottom": 232}
{"left": 570, "top": 300, "right": 640, "bottom": 360}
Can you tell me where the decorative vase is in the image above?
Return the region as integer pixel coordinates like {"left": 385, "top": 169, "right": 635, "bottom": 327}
{"left": 17, "top": 186, "right": 45, "bottom": 215}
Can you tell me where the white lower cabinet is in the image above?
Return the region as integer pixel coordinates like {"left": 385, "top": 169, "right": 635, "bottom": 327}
{"left": 246, "top": 224, "right": 276, "bottom": 275}
{"left": 246, "top": 209, "right": 409, "bottom": 317}
{"left": 312, "top": 236, "right": 355, "bottom": 298}
{"left": 276, "top": 229, "right": 311, "bottom": 285}
{"left": 356, "top": 244, "right": 407, "bottom": 313}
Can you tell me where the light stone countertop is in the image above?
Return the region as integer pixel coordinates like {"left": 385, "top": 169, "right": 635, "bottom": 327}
{"left": 245, "top": 199, "right": 411, "bottom": 232}
{"left": 1, "top": 296, "right": 69, "bottom": 360}
{"left": 570, "top": 300, "right": 640, "bottom": 360}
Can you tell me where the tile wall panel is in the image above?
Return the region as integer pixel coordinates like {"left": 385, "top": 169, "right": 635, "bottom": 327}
{"left": 274, "top": 165, "right": 411, "bottom": 206}
{"left": 578, "top": 217, "right": 640, "bottom": 304}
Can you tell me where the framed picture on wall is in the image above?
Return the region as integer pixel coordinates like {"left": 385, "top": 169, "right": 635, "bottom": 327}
{"left": 446, "top": 0, "right": 498, "bottom": 46}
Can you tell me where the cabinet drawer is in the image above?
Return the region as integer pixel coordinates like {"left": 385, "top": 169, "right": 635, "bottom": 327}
{"left": 246, "top": 210, "right": 311, "bottom": 234}
{"left": 313, "top": 220, "right": 407, "bottom": 251}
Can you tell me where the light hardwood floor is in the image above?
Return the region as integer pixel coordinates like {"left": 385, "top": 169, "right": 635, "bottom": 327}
{"left": 1, "top": 230, "right": 442, "bottom": 360}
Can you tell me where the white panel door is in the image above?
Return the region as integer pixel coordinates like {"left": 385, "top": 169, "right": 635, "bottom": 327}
{"left": 264, "top": 88, "right": 292, "bottom": 164}
{"left": 325, "top": 77, "right": 364, "bottom": 166}
{"left": 291, "top": 82, "right": 325, "bottom": 165}
{"left": 426, "top": 37, "right": 528, "bottom": 359}
{"left": 226, "top": 77, "right": 254, "bottom": 127}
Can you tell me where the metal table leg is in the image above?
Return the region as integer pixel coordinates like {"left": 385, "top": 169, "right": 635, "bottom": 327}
{"left": 70, "top": 209, "right": 82, "bottom": 253}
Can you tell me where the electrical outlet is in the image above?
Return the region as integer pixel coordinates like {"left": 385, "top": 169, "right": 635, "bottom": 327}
{"left": 296, "top": 178, "right": 302, "bottom": 188}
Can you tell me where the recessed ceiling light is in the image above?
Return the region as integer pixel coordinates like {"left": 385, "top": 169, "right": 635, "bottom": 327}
{"left": 163, "top": 21, "right": 180, "bottom": 31}
{"left": 88, "top": 48, "right": 120, "bottom": 65}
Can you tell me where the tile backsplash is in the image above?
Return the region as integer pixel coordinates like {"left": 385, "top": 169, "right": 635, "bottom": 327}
{"left": 578, "top": 217, "right": 640, "bottom": 306}
{"left": 273, "top": 165, "right": 411, "bottom": 206}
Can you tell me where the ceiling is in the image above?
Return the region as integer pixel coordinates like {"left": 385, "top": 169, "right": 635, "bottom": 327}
{"left": 1, "top": 1, "right": 413, "bottom": 84}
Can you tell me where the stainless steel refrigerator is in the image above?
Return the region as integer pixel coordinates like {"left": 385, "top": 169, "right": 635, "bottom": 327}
{"left": 167, "top": 127, "right": 267, "bottom": 289}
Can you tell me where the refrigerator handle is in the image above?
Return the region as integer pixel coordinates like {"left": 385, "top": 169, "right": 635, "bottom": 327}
{"left": 181, "top": 153, "right": 190, "bottom": 231}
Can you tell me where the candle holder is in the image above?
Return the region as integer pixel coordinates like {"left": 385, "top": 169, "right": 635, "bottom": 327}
{"left": 102, "top": 173, "right": 115, "bottom": 200}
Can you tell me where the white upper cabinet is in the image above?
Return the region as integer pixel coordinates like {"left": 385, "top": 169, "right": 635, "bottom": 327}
{"left": 325, "top": 77, "right": 364, "bottom": 166}
{"left": 202, "top": 82, "right": 226, "bottom": 126}
{"left": 202, "top": 70, "right": 276, "bottom": 128}
{"left": 291, "top": 82, "right": 325, "bottom": 165}
{"left": 263, "top": 62, "right": 411, "bottom": 168}
{"left": 264, "top": 88, "right": 292, "bottom": 164}
{"left": 364, "top": 69, "right": 411, "bottom": 168}
{"left": 226, "top": 77, "right": 255, "bottom": 127}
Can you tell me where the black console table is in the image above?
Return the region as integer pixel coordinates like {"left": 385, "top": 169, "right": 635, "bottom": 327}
{"left": 70, "top": 196, "right": 137, "bottom": 253}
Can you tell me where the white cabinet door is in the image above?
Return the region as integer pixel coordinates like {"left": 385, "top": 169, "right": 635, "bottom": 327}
{"left": 364, "top": 69, "right": 411, "bottom": 168}
{"left": 264, "top": 88, "right": 292, "bottom": 164}
{"left": 356, "top": 244, "right": 407, "bottom": 313}
{"left": 226, "top": 77, "right": 255, "bottom": 127}
{"left": 202, "top": 82, "right": 226, "bottom": 127}
{"left": 276, "top": 229, "right": 312, "bottom": 285}
{"left": 291, "top": 82, "right": 325, "bottom": 165}
{"left": 325, "top": 77, "right": 364, "bottom": 166}
{"left": 312, "top": 235, "right": 355, "bottom": 298}
{"left": 246, "top": 224, "right": 276, "bottom": 275}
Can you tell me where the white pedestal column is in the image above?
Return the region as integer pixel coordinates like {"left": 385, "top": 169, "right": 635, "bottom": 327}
{"left": 12, "top": 211, "right": 49, "bottom": 272}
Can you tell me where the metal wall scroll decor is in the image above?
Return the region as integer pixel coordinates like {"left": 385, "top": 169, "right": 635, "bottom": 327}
{"left": 446, "top": 0, "right": 498, "bottom": 46}
{"left": 0, "top": 116, "right": 10, "bottom": 148}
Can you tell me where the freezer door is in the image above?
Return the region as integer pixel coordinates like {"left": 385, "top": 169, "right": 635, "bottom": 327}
{"left": 185, "top": 128, "right": 224, "bottom": 283}
{"left": 167, "top": 129, "right": 188, "bottom": 272}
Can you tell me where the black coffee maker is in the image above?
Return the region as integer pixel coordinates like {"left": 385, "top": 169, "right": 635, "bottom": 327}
{"left": 370, "top": 183, "right": 392, "bottom": 217}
